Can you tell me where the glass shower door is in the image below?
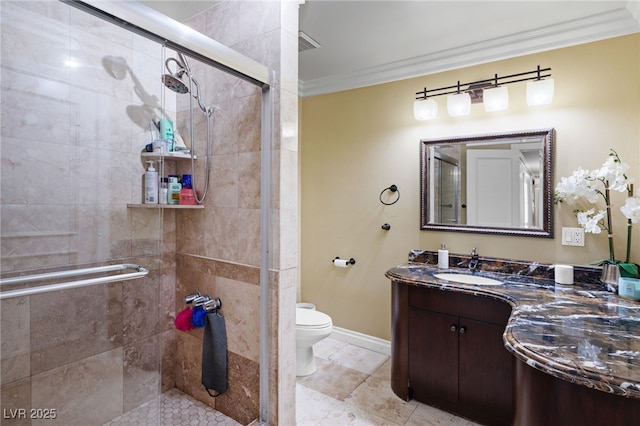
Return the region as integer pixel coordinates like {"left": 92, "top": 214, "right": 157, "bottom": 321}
{"left": 0, "top": 2, "right": 166, "bottom": 424}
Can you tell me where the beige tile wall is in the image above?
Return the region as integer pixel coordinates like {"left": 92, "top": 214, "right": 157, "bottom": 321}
{"left": 0, "top": 1, "right": 170, "bottom": 424}
{"left": 0, "top": 1, "right": 298, "bottom": 425}
{"left": 170, "top": 1, "right": 299, "bottom": 424}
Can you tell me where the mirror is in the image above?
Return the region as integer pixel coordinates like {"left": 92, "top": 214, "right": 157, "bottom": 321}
{"left": 420, "top": 128, "right": 554, "bottom": 237}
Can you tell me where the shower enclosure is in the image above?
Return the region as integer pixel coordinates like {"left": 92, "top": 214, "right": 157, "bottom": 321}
{"left": 0, "top": 2, "right": 167, "bottom": 422}
{"left": 1, "top": 1, "right": 297, "bottom": 424}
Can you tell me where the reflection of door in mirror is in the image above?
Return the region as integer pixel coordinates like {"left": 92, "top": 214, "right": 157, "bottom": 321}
{"left": 466, "top": 150, "right": 518, "bottom": 227}
{"left": 465, "top": 142, "right": 543, "bottom": 228}
{"left": 434, "top": 156, "right": 459, "bottom": 224}
{"left": 519, "top": 157, "right": 534, "bottom": 228}
{"left": 429, "top": 146, "right": 461, "bottom": 225}
{"left": 515, "top": 143, "right": 543, "bottom": 228}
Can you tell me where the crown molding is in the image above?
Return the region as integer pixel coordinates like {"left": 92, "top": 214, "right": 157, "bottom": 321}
{"left": 299, "top": 7, "right": 640, "bottom": 98}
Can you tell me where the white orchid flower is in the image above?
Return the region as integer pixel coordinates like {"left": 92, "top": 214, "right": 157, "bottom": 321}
{"left": 555, "top": 167, "right": 599, "bottom": 203}
{"left": 621, "top": 197, "right": 640, "bottom": 224}
{"left": 557, "top": 149, "right": 637, "bottom": 266}
{"left": 577, "top": 208, "right": 606, "bottom": 234}
{"left": 594, "top": 155, "right": 632, "bottom": 192}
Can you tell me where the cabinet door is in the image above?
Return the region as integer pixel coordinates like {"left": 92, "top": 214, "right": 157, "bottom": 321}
{"left": 408, "top": 307, "right": 458, "bottom": 403}
{"left": 458, "top": 317, "right": 513, "bottom": 421}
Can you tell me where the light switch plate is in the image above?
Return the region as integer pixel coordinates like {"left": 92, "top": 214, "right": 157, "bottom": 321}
{"left": 562, "top": 227, "right": 585, "bottom": 247}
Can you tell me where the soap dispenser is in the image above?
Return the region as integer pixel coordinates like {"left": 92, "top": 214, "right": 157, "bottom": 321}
{"left": 438, "top": 243, "right": 449, "bottom": 269}
{"left": 144, "top": 160, "right": 158, "bottom": 204}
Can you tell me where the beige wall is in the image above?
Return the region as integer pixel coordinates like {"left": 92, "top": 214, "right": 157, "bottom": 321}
{"left": 300, "top": 34, "right": 640, "bottom": 341}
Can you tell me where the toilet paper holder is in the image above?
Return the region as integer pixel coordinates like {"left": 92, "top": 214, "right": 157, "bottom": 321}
{"left": 333, "top": 257, "right": 356, "bottom": 266}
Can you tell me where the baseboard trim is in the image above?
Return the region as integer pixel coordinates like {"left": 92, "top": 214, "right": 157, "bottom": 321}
{"left": 330, "top": 326, "right": 391, "bottom": 356}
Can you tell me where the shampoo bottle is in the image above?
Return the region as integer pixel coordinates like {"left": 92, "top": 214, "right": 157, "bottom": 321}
{"left": 159, "top": 177, "right": 168, "bottom": 205}
{"left": 438, "top": 243, "right": 449, "bottom": 269}
{"left": 144, "top": 160, "right": 158, "bottom": 204}
{"left": 168, "top": 176, "right": 181, "bottom": 205}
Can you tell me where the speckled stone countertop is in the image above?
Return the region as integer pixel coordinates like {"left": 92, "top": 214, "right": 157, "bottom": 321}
{"left": 385, "top": 250, "right": 640, "bottom": 400}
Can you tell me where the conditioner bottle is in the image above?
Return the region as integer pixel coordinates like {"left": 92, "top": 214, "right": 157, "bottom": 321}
{"left": 168, "top": 176, "right": 181, "bottom": 205}
{"left": 144, "top": 160, "right": 158, "bottom": 204}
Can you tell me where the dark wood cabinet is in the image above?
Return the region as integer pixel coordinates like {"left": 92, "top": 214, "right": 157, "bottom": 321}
{"left": 514, "top": 359, "right": 640, "bottom": 426}
{"left": 408, "top": 308, "right": 459, "bottom": 403}
{"left": 393, "top": 283, "right": 514, "bottom": 425}
{"left": 392, "top": 280, "right": 640, "bottom": 425}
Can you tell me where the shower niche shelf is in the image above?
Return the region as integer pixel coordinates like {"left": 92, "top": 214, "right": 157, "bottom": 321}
{"left": 132, "top": 150, "right": 203, "bottom": 208}
{"left": 127, "top": 203, "right": 204, "bottom": 209}
{"left": 141, "top": 152, "right": 197, "bottom": 160}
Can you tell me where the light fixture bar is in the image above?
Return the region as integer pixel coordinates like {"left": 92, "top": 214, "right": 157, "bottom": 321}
{"left": 415, "top": 66, "right": 551, "bottom": 100}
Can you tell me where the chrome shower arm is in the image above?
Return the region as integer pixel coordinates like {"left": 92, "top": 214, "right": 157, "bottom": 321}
{"left": 178, "top": 52, "right": 191, "bottom": 73}
{"left": 165, "top": 57, "right": 186, "bottom": 77}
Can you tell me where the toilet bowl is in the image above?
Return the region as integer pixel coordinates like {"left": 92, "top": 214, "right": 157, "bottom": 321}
{"left": 296, "top": 303, "right": 333, "bottom": 376}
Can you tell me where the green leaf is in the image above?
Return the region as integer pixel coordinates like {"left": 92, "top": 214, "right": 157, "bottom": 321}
{"left": 618, "top": 263, "right": 639, "bottom": 278}
{"left": 590, "top": 259, "right": 614, "bottom": 266}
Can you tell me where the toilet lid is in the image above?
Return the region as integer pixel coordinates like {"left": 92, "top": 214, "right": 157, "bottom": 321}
{"left": 296, "top": 308, "right": 332, "bottom": 329}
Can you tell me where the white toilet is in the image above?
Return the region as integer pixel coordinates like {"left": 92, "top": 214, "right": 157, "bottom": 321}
{"left": 296, "top": 303, "right": 333, "bottom": 376}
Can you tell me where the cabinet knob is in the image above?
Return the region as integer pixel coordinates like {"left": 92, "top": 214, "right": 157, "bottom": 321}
{"left": 450, "top": 325, "right": 457, "bottom": 332}
{"left": 459, "top": 326, "right": 467, "bottom": 334}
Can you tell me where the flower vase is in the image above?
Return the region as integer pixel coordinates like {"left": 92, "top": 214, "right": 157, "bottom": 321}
{"left": 601, "top": 262, "right": 620, "bottom": 293}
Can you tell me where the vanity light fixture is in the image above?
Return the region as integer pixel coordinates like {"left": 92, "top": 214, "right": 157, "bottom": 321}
{"left": 414, "top": 65, "right": 552, "bottom": 120}
{"left": 447, "top": 92, "right": 471, "bottom": 116}
{"left": 483, "top": 75, "right": 509, "bottom": 112}
{"left": 483, "top": 85, "right": 509, "bottom": 111}
{"left": 446, "top": 82, "right": 471, "bottom": 116}
{"left": 413, "top": 97, "right": 438, "bottom": 120}
{"left": 526, "top": 78, "right": 555, "bottom": 106}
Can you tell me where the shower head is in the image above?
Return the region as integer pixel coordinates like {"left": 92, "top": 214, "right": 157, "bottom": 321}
{"left": 162, "top": 53, "right": 212, "bottom": 116}
{"left": 162, "top": 53, "right": 193, "bottom": 94}
{"left": 162, "top": 74, "right": 189, "bottom": 94}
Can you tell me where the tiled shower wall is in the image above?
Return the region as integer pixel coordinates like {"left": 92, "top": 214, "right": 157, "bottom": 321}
{"left": 167, "top": 1, "right": 299, "bottom": 425}
{"left": 1, "top": 1, "right": 175, "bottom": 424}
{"left": 0, "top": 0, "right": 298, "bottom": 425}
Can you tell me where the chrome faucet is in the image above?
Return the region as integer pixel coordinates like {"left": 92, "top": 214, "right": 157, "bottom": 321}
{"left": 468, "top": 248, "right": 479, "bottom": 270}
{"left": 457, "top": 248, "right": 480, "bottom": 270}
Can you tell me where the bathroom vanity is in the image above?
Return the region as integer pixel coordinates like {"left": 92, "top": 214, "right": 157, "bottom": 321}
{"left": 387, "top": 251, "right": 640, "bottom": 426}
{"left": 401, "top": 285, "right": 513, "bottom": 425}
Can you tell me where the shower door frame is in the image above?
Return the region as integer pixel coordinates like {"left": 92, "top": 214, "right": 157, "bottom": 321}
{"left": 61, "top": 1, "right": 275, "bottom": 424}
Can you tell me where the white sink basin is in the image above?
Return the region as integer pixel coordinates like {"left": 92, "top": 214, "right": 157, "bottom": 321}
{"left": 434, "top": 273, "right": 503, "bottom": 286}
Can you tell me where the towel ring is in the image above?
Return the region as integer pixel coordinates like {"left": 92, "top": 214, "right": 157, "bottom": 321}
{"left": 379, "top": 184, "right": 400, "bottom": 205}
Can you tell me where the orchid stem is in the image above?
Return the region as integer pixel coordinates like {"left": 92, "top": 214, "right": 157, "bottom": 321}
{"left": 604, "top": 185, "right": 615, "bottom": 262}
{"left": 626, "top": 183, "right": 634, "bottom": 263}
{"left": 626, "top": 219, "right": 632, "bottom": 264}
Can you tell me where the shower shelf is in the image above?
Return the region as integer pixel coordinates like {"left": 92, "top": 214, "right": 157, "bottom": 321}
{"left": 127, "top": 204, "right": 204, "bottom": 209}
{"left": 135, "top": 151, "right": 202, "bottom": 208}
{"left": 141, "top": 152, "right": 197, "bottom": 160}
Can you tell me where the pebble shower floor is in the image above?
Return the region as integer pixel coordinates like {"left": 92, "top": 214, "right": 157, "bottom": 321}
{"left": 103, "top": 388, "right": 241, "bottom": 426}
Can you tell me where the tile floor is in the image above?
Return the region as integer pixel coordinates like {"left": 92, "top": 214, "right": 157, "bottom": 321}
{"left": 296, "top": 337, "right": 481, "bottom": 426}
{"left": 104, "top": 337, "right": 480, "bottom": 425}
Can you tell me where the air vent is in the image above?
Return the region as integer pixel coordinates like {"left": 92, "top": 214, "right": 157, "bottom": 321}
{"left": 298, "top": 31, "right": 321, "bottom": 52}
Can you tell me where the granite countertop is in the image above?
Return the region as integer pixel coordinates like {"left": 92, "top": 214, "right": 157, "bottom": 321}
{"left": 385, "top": 251, "right": 640, "bottom": 400}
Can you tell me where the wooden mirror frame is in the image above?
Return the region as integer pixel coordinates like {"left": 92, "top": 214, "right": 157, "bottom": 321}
{"left": 420, "top": 128, "right": 554, "bottom": 238}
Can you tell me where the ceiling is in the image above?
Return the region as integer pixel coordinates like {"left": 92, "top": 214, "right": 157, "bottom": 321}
{"left": 141, "top": 1, "right": 640, "bottom": 97}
